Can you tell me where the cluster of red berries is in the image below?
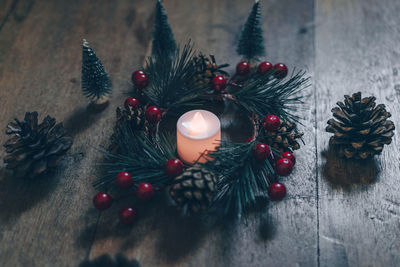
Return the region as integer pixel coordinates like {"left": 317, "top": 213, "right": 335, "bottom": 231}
{"left": 125, "top": 70, "right": 163, "bottom": 123}
{"left": 250, "top": 114, "right": 296, "bottom": 201}
{"left": 211, "top": 61, "right": 289, "bottom": 93}
{"left": 93, "top": 158, "right": 183, "bottom": 224}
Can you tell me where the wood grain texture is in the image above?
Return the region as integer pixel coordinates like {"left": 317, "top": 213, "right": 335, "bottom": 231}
{"left": 1, "top": 0, "right": 399, "bottom": 266}
{"left": 0, "top": 0, "right": 153, "bottom": 266}
{"left": 316, "top": 0, "right": 400, "bottom": 266}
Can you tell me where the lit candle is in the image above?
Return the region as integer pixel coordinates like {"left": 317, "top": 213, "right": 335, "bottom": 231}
{"left": 177, "top": 110, "right": 221, "bottom": 164}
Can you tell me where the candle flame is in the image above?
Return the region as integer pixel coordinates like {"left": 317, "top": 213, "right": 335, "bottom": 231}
{"left": 186, "top": 111, "right": 208, "bottom": 136}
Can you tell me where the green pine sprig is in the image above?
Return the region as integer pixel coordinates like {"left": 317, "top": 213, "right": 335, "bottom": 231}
{"left": 143, "top": 41, "right": 211, "bottom": 111}
{"left": 93, "top": 124, "right": 176, "bottom": 190}
{"left": 231, "top": 70, "right": 310, "bottom": 123}
{"left": 201, "top": 141, "right": 278, "bottom": 217}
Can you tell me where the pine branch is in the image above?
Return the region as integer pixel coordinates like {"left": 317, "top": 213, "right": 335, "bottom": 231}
{"left": 232, "top": 70, "right": 310, "bottom": 122}
{"left": 81, "top": 39, "right": 112, "bottom": 100}
{"left": 144, "top": 41, "right": 211, "bottom": 111}
{"left": 201, "top": 141, "right": 277, "bottom": 217}
{"left": 93, "top": 124, "right": 176, "bottom": 191}
{"left": 236, "top": 1, "right": 265, "bottom": 60}
{"left": 152, "top": 0, "right": 177, "bottom": 59}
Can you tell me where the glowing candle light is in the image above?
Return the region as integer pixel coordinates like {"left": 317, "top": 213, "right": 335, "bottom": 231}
{"left": 177, "top": 110, "right": 221, "bottom": 164}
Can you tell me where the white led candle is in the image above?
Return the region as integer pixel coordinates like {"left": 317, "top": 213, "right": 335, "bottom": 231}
{"left": 177, "top": 110, "right": 221, "bottom": 164}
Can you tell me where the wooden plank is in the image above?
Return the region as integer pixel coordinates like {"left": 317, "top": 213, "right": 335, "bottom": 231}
{"left": 0, "top": 0, "right": 154, "bottom": 266}
{"left": 316, "top": 0, "right": 400, "bottom": 266}
{"left": 89, "top": 0, "right": 318, "bottom": 266}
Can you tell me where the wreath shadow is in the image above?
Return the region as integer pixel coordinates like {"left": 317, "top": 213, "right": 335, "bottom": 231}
{"left": 321, "top": 145, "right": 378, "bottom": 188}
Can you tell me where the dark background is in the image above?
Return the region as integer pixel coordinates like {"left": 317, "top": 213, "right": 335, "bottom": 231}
{"left": 0, "top": 0, "right": 399, "bottom": 266}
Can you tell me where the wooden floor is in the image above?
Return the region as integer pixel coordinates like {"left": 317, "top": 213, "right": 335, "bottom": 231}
{"left": 1, "top": 0, "right": 399, "bottom": 266}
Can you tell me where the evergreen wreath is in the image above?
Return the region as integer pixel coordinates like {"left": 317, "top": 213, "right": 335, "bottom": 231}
{"left": 91, "top": 0, "right": 310, "bottom": 221}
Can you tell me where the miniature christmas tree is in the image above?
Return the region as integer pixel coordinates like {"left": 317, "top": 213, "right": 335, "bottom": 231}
{"left": 152, "top": 0, "right": 177, "bottom": 59}
{"left": 236, "top": 0, "right": 265, "bottom": 61}
{"left": 81, "top": 39, "right": 112, "bottom": 106}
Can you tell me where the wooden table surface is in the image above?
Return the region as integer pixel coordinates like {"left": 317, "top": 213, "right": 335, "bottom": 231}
{"left": 1, "top": 0, "right": 400, "bottom": 266}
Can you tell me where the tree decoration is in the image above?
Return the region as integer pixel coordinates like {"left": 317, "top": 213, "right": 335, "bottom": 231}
{"left": 94, "top": 46, "right": 309, "bottom": 217}
{"left": 91, "top": 1, "right": 311, "bottom": 220}
{"left": 152, "top": 0, "right": 177, "bottom": 59}
{"left": 3, "top": 112, "right": 73, "bottom": 178}
{"left": 81, "top": 39, "right": 112, "bottom": 105}
{"left": 169, "top": 165, "right": 218, "bottom": 214}
{"left": 326, "top": 92, "right": 395, "bottom": 159}
{"left": 236, "top": 0, "right": 265, "bottom": 60}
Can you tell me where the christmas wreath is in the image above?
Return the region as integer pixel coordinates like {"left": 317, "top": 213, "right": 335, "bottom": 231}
{"left": 87, "top": 0, "right": 310, "bottom": 222}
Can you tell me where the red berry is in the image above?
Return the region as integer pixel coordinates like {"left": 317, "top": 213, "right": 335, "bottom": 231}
{"left": 93, "top": 193, "right": 113, "bottom": 211}
{"left": 132, "top": 71, "right": 149, "bottom": 89}
{"left": 116, "top": 171, "right": 133, "bottom": 189}
{"left": 273, "top": 63, "right": 288, "bottom": 79}
{"left": 257, "top": 61, "right": 273, "bottom": 75}
{"left": 212, "top": 75, "right": 227, "bottom": 92}
{"left": 165, "top": 158, "right": 184, "bottom": 177}
{"left": 263, "top": 115, "right": 281, "bottom": 131}
{"left": 253, "top": 143, "right": 271, "bottom": 161}
{"left": 281, "top": 152, "right": 296, "bottom": 165}
{"left": 275, "top": 158, "right": 294, "bottom": 176}
{"left": 136, "top": 182, "right": 155, "bottom": 201}
{"left": 124, "top": 97, "right": 140, "bottom": 110}
{"left": 131, "top": 70, "right": 145, "bottom": 83}
{"left": 246, "top": 137, "right": 253, "bottom": 143}
{"left": 119, "top": 207, "right": 137, "bottom": 224}
{"left": 268, "top": 182, "right": 286, "bottom": 200}
{"left": 236, "top": 61, "right": 251, "bottom": 75}
{"left": 145, "top": 106, "right": 162, "bottom": 123}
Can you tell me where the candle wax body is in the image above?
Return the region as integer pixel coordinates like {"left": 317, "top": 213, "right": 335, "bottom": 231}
{"left": 177, "top": 110, "right": 221, "bottom": 164}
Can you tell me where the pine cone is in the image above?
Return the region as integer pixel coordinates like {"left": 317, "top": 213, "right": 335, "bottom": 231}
{"left": 3, "top": 112, "right": 73, "bottom": 178}
{"left": 192, "top": 53, "right": 229, "bottom": 85}
{"left": 326, "top": 92, "right": 395, "bottom": 159}
{"left": 170, "top": 165, "right": 217, "bottom": 213}
{"left": 109, "top": 105, "right": 149, "bottom": 152}
{"left": 264, "top": 120, "right": 303, "bottom": 153}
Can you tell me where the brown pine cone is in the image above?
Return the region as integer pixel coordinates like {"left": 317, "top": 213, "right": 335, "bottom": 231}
{"left": 326, "top": 92, "right": 395, "bottom": 159}
{"left": 169, "top": 165, "right": 217, "bottom": 213}
{"left": 109, "top": 105, "right": 149, "bottom": 152}
{"left": 263, "top": 120, "right": 303, "bottom": 153}
{"left": 3, "top": 112, "right": 73, "bottom": 178}
{"left": 192, "top": 53, "right": 229, "bottom": 85}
